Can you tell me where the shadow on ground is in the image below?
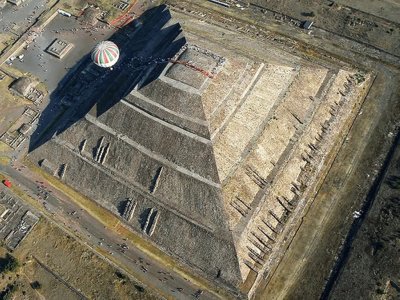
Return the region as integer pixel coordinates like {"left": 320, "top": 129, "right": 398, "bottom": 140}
{"left": 29, "top": 4, "right": 186, "bottom": 152}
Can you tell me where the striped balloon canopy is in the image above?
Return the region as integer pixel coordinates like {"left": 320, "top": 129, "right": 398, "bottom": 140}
{"left": 91, "top": 41, "right": 120, "bottom": 68}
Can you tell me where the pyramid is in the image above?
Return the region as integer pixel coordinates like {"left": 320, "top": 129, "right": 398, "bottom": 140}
{"left": 30, "top": 4, "right": 370, "bottom": 293}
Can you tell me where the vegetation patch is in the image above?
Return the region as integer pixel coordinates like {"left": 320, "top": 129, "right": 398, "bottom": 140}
{"left": 0, "top": 253, "right": 19, "bottom": 274}
{"left": 30, "top": 281, "right": 42, "bottom": 290}
{"left": 0, "top": 284, "right": 17, "bottom": 300}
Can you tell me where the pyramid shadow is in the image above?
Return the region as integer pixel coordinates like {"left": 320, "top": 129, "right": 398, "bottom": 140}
{"left": 29, "top": 4, "right": 186, "bottom": 153}
{"left": 27, "top": 4, "right": 245, "bottom": 289}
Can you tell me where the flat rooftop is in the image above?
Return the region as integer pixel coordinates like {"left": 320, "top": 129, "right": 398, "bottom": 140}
{"left": 46, "top": 38, "right": 73, "bottom": 59}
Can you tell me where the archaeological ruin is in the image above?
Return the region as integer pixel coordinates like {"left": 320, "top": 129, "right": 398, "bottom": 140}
{"left": 28, "top": 4, "right": 372, "bottom": 297}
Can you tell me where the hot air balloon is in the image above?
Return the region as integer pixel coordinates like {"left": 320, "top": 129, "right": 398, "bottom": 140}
{"left": 91, "top": 41, "right": 120, "bottom": 68}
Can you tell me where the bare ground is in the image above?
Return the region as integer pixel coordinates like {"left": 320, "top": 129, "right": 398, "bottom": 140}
{"left": 0, "top": 218, "right": 160, "bottom": 300}
{"left": 329, "top": 122, "right": 400, "bottom": 299}
{"left": 256, "top": 69, "right": 400, "bottom": 299}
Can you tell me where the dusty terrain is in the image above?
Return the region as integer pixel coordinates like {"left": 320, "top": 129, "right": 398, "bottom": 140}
{"left": 27, "top": 1, "right": 376, "bottom": 298}
{"left": 0, "top": 73, "right": 30, "bottom": 135}
{"left": 216, "top": 0, "right": 400, "bottom": 299}
{"left": 0, "top": 0, "right": 399, "bottom": 299}
{"left": 257, "top": 68, "right": 400, "bottom": 300}
{"left": 329, "top": 133, "right": 400, "bottom": 299}
{"left": 250, "top": 0, "right": 399, "bottom": 57}
{"left": 335, "top": 0, "right": 400, "bottom": 24}
{"left": 0, "top": 219, "right": 159, "bottom": 300}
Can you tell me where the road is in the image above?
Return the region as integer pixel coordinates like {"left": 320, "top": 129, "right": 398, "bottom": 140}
{"left": 0, "top": 159, "right": 216, "bottom": 300}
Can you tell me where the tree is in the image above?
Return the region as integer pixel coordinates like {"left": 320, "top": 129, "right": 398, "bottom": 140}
{"left": 30, "top": 281, "right": 42, "bottom": 290}
{"left": 0, "top": 254, "right": 19, "bottom": 274}
{"left": 0, "top": 284, "right": 17, "bottom": 300}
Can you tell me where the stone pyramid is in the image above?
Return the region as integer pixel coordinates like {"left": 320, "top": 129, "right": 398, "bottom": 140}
{"left": 30, "top": 4, "right": 368, "bottom": 292}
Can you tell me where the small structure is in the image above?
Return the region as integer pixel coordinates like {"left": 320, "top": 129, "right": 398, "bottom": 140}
{"left": 302, "top": 20, "right": 314, "bottom": 30}
{"left": 26, "top": 88, "right": 44, "bottom": 105}
{"left": 8, "top": 75, "right": 44, "bottom": 104}
{"left": 114, "top": 1, "right": 129, "bottom": 10}
{"left": 39, "top": 159, "right": 57, "bottom": 174}
{"left": 0, "top": 0, "right": 7, "bottom": 8}
{"left": 46, "top": 38, "right": 73, "bottom": 59}
{"left": 0, "top": 107, "right": 39, "bottom": 149}
{"left": 0, "top": 206, "right": 8, "bottom": 219}
{"left": 81, "top": 7, "right": 101, "bottom": 26}
{"left": 18, "top": 123, "right": 32, "bottom": 135}
{"left": 0, "top": 191, "right": 39, "bottom": 249}
{"left": 122, "top": 199, "right": 137, "bottom": 221}
{"left": 9, "top": 77, "right": 36, "bottom": 97}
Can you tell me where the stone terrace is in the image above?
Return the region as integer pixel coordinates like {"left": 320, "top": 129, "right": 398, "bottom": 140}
{"left": 29, "top": 4, "right": 371, "bottom": 295}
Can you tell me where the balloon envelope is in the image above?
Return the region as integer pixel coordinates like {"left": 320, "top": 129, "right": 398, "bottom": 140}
{"left": 91, "top": 41, "right": 119, "bottom": 68}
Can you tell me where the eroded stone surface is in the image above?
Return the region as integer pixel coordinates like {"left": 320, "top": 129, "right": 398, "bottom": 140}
{"left": 29, "top": 4, "right": 371, "bottom": 295}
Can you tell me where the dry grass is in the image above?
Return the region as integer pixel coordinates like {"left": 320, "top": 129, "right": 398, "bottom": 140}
{"left": 0, "top": 156, "right": 10, "bottom": 166}
{"left": 5, "top": 219, "right": 160, "bottom": 300}
{"left": 60, "top": 0, "right": 87, "bottom": 11}
{"left": 0, "top": 33, "right": 14, "bottom": 53}
{"left": 0, "top": 141, "right": 11, "bottom": 152}
{"left": 0, "top": 72, "right": 29, "bottom": 134}
{"left": 35, "top": 82, "right": 48, "bottom": 95}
